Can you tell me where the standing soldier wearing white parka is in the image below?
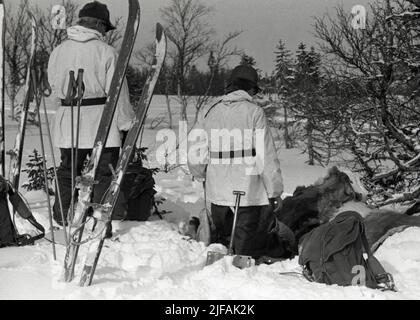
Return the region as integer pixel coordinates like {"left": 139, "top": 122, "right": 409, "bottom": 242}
{"left": 48, "top": 1, "right": 134, "bottom": 225}
{"left": 188, "top": 65, "right": 284, "bottom": 258}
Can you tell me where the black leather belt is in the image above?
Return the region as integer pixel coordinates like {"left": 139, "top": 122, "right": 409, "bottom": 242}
{"left": 210, "top": 149, "right": 257, "bottom": 159}
{"left": 61, "top": 97, "right": 107, "bottom": 107}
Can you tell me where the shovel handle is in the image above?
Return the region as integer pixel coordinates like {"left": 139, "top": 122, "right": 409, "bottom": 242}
{"left": 229, "top": 191, "right": 246, "bottom": 255}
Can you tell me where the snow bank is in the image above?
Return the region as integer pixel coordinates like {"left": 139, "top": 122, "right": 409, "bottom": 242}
{"left": 2, "top": 216, "right": 420, "bottom": 300}
{"left": 2, "top": 143, "right": 419, "bottom": 300}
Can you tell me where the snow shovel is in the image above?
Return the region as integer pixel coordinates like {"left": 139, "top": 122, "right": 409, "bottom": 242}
{"left": 205, "top": 190, "right": 253, "bottom": 269}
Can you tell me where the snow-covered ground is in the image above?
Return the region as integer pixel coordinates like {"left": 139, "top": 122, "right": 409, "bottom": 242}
{"left": 2, "top": 210, "right": 420, "bottom": 300}
{"left": 1, "top": 96, "right": 420, "bottom": 300}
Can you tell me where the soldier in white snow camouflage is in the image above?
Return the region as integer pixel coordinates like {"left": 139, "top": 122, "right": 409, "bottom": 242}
{"left": 48, "top": 1, "right": 134, "bottom": 225}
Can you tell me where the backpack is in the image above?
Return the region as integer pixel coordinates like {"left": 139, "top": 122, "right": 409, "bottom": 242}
{"left": 0, "top": 184, "right": 17, "bottom": 247}
{"left": 0, "top": 176, "right": 45, "bottom": 248}
{"left": 298, "top": 211, "right": 395, "bottom": 291}
{"left": 113, "top": 163, "right": 156, "bottom": 221}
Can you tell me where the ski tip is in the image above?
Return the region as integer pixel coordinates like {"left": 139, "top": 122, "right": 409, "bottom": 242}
{"left": 156, "top": 23, "right": 164, "bottom": 42}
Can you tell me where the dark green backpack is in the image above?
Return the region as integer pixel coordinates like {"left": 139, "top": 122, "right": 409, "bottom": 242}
{"left": 298, "top": 211, "right": 395, "bottom": 291}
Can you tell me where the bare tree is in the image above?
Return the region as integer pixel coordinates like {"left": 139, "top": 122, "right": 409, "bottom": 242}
{"left": 190, "top": 30, "right": 243, "bottom": 126}
{"left": 4, "top": 0, "right": 31, "bottom": 119}
{"left": 314, "top": 0, "right": 420, "bottom": 205}
{"left": 136, "top": 42, "right": 176, "bottom": 130}
{"left": 32, "top": 0, "right": 78, "bottom": 57}
{"left": 32, "top": 1, "right": 122, "bottom": 56}
{"left": 160, "top": 0, "right": 215, "bottom": 122}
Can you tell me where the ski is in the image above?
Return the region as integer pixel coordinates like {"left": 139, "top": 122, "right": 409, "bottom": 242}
{"left": 0, "top": 0, "right": 5, "bottom": 177}
{"left": 79, "top": 23, "right": 166, "bottom": 287}
{"left": 62, "top": 0, "right": 141, "bottom": 282}
{"left": 7, "top": 12, "right": 37, "bottom": 190}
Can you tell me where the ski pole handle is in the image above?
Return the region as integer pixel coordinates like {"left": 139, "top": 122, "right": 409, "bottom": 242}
{"left": 77, "top": 69, "right": 84, "bottom": 100}
{"left": 64, "top": 71, "right": 77, "bottom": 105}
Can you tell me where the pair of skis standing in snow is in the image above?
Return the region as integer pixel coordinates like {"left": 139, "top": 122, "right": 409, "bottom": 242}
{"left": 0, "top": 0, "right": 167, "bottom": 286}
{"left": 59, "top": 0, "right": 166, "bottom": 287}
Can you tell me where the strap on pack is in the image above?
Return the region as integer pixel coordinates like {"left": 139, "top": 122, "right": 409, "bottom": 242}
{"left": 360, "top": 221, "right": 396, "bottom": 291}
{"left": 7, "top": 182, "right": 45, "bottom": 244}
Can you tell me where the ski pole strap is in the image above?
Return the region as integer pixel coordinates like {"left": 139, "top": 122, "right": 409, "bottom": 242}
{"left": 64, "top": 71, "right": 77, "bottom": 105}
{"left": 61, "top": 97, "right": 107, "bottom": 107}
{"left": 77, "top": 69, "right": 85, "bottom": 101}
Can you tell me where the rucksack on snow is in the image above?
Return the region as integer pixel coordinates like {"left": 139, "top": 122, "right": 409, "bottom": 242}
{"left": 298, "top": 211, "right": 395, "bottom": 291}
{"left": 0, "top": 175, "right": 45, "bottom": 247}
{"left": 112, "top": 163, "right": 156, "bottom": 221}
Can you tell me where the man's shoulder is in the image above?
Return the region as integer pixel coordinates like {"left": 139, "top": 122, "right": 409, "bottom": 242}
{"left": 53, "top": 38, "right": 116, "bottom": 53}
{"left": 94, "top": 39, "right": 116, "bottom": 51}
{"left": 237, "top": 99, "right": 263, "bottom": 116}
{"left": 51, "top": 39, "right": 70, "bottom": 52}
{"left": 83, "top": 39, "right": 117, "bottom": 55}
{"left": 199, "top": 97, "right": 224, "bottom": 119}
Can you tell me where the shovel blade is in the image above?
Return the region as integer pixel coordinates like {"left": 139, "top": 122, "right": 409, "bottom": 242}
{"left": 232, "top": 255, "right": 253, "bottom": 269}
{"left": 206, "top": 251, "right": 225, "bottom": 266}
{"left": 206, "top": 251, "right": 253, "bottom": 269}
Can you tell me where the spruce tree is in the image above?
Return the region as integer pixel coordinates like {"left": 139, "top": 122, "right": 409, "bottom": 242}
{"left": 22, "top": 149, "right": 55, "bottom": 195}
{"left": 274, "top": 39, "right": 294, "bottom": 148}
{"left": 291, "top": 43, "right": 323, "bottom": 165}
{"left": 240, "top": 53, "right": 256, "bottom": 66}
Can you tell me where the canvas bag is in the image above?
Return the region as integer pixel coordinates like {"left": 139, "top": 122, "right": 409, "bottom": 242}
{"left": 0, "top": 176, "right": 45, "bottom": 247}
{"left": 0, "top": 184, "right": 18, "bottom": 247}
{"left": 113, "top": 164, "right": 156, "bottom": 221}
{"left": 298, "top": 211, "right": 395, "bottom": 291}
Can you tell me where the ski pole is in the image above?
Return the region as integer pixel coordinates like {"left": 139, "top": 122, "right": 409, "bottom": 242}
{"left": 39, "top": 66, "right": 69, "bottom": 246}
{"left": 31, "top": 68, "right": 56, "bottom": 260}
{"left": 41, "top": 95, "right": 68, "bottom": 246}
{"left": 67, "top": 71, "right": 76, "bottom": 224}
{"left": 74, "top": 69, "right": 84, "bottom": 174}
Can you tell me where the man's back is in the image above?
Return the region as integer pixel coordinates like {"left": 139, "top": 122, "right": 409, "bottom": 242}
{"left": 48, "top": 38, "right": 116, "bottom": 100}
{"left": 189, "top": 90, "right": 283, "bottom": 207}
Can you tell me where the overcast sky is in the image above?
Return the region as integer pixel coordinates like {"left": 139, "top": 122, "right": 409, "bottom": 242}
{"left": 16, "top": 0, "right": 372, "bottom": 73}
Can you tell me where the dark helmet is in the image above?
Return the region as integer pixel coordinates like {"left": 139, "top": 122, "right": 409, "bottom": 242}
{"left": 79, "top": 1, "right": 116, "bottom": 32}
{"left": 227, "top": 65, "right": 261, "bottom": 94}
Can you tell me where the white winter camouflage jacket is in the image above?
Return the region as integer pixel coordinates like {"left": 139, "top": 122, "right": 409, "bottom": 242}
{"left": 187, "top": 90, "right": 284, "bottom": 207}
{"left": 48, "top": 25, "right": 135, "bottom": 149}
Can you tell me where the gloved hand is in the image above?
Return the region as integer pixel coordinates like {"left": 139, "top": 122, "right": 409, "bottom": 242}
{"left": 269, "top": 196, "right": 283, "bottom": 213}
{"left": 121, "top": 130, "right": 129, "bottom": 146}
